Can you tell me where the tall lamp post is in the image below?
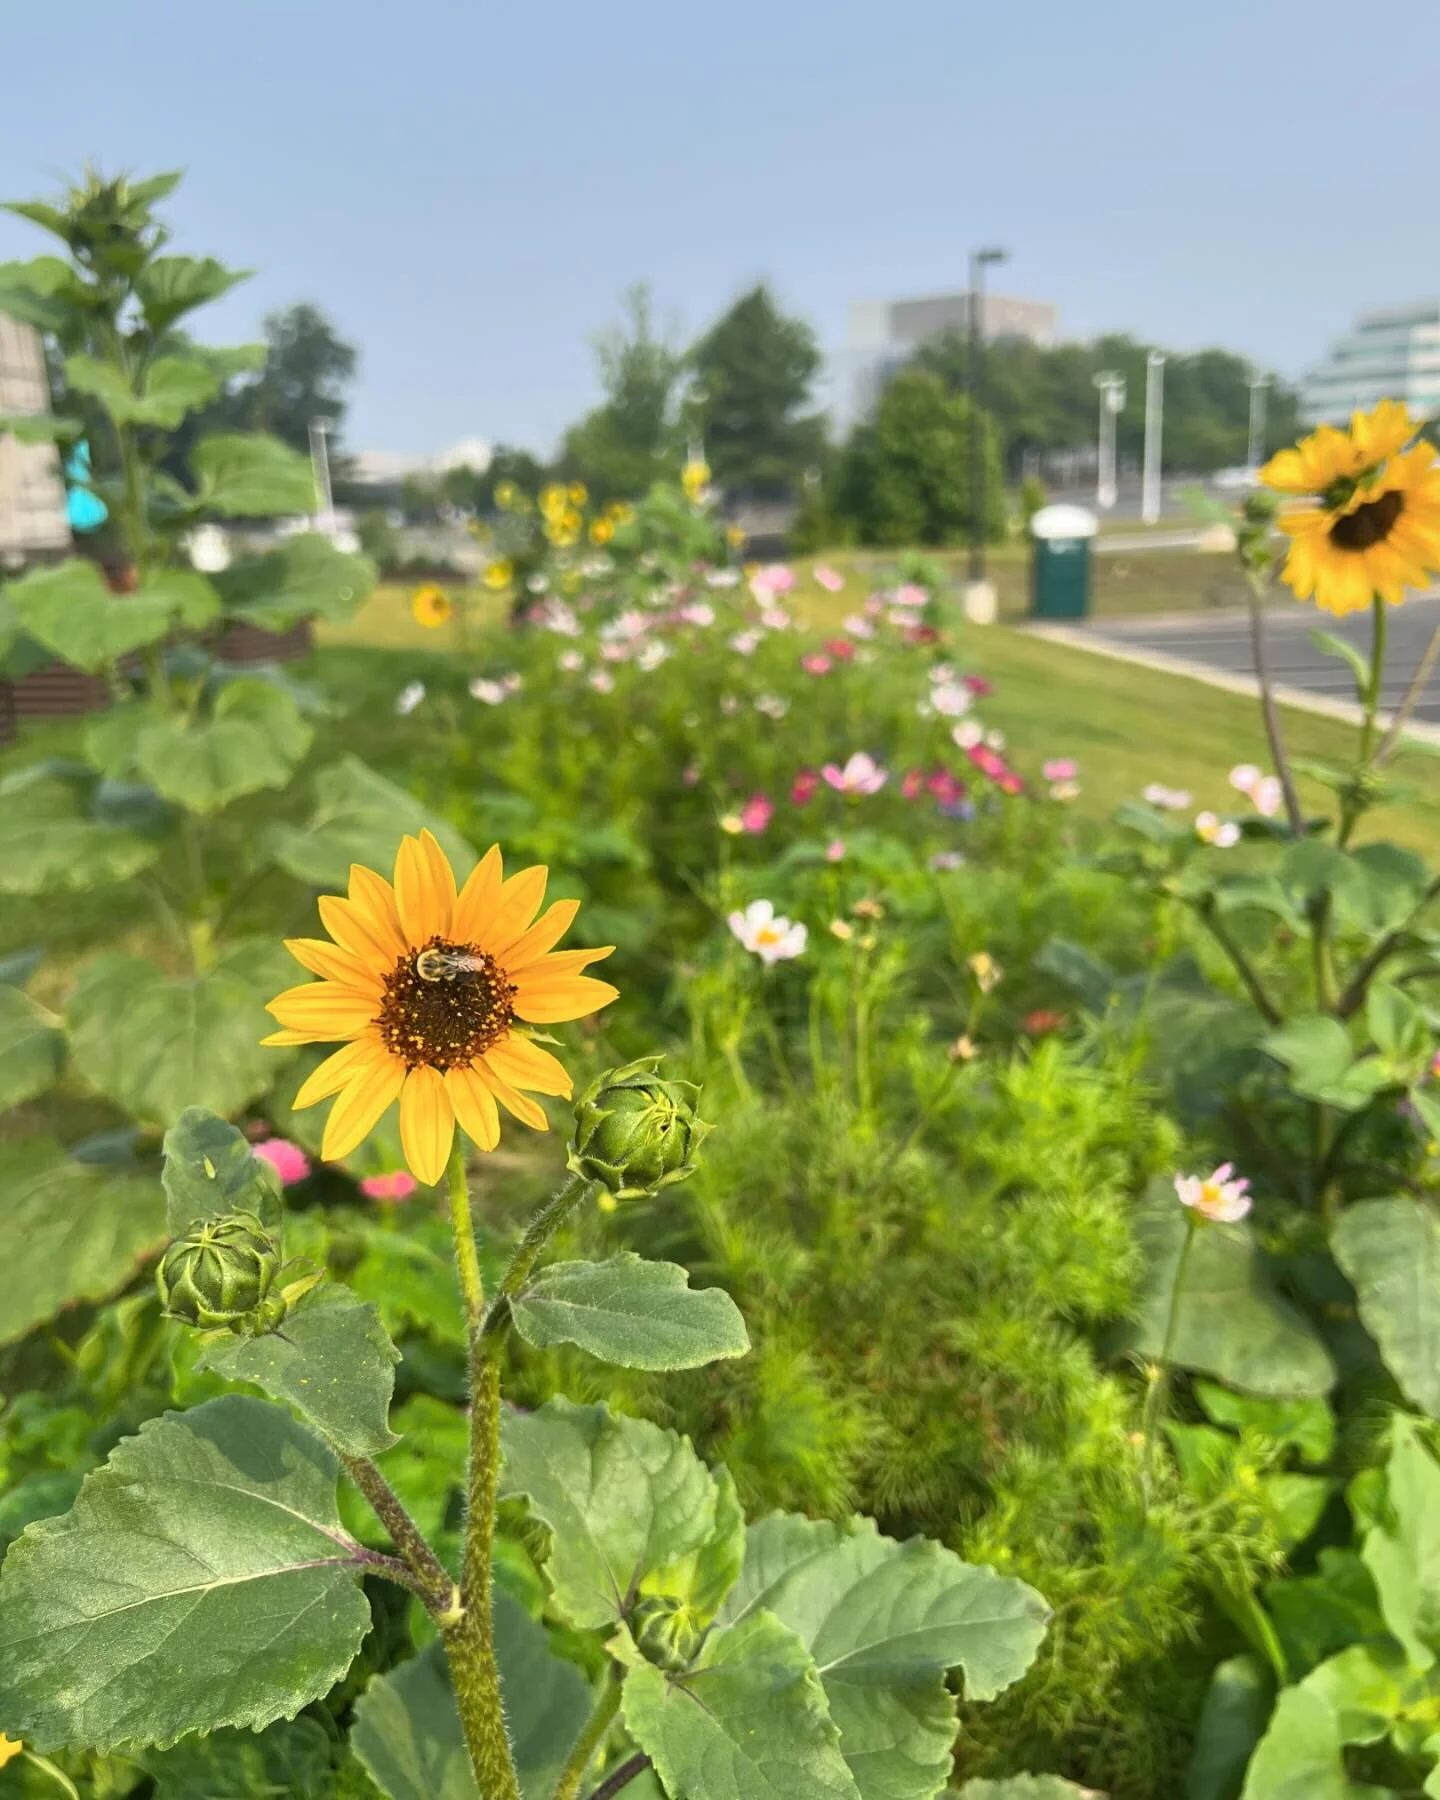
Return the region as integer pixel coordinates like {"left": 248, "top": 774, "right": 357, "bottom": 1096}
{"left": 1247, "top": 371, "right": 1273, "bottom": 473}
{"left": 1092, "top": 370, "right": 1126, "bottom": 511}
{"left": 966, "top": 245, "right": 1008, "bottom": 618}
{"left": 309, "top": 418, "right": 335, "bottom": 537}
{"left": 1141, "top": 351, "right": 1165, "bottom": 524}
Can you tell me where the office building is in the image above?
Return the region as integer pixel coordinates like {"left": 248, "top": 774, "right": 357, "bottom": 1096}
{"left": 1301, "top": 302, "right": 1440, "bottom": 425}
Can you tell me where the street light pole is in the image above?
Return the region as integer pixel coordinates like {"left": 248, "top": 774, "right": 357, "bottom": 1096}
{"left": 1092, "top": 371, "right": 1126, "bottom": 511}
{"left": 1247, "top": 372, "right": 1273, "bottom": 473}
{"left": 967, "top": 245, "right": 1007, "bottom": 585}
{"left": 309, "top": 418, "right": 335, "bottom": 536}
{"left": 1141, "top": 351, "right": 1165, "bottom": 524}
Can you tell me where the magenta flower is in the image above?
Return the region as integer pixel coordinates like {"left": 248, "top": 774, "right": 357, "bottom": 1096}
{"left": 928, "top": 770, "right": 966, "bottom": 806}
{"left": 1042, "top": 759, "right": 1078, "bottom": 782}
{"left": 823, "top": 753, "right": 888, "bottom": 796}
{"left": 963, "top": 675, "right": 992, "bottom": 697}
{"left": 253, "top": 1138, "right": 310, "bottom": 1186}
{"left": 802, "top": 654, "right": 833, "bottom": 676}
{"left": 825, "top": 638, "right": 855, "bottom": 662}
{"left": 966, "top": 744, "right": 1007, "bottom": 781}
{"left": 791, "top": 769, "right": 821, "bottom": 805}
{"left": 360, "top": 1170, "right": 419, "bottom": 1204}
{"left": 740, "top": 793, "right": 774, "bottom": 834}
{"left": 814, "top": 564, "right": 845, "bottom": 592}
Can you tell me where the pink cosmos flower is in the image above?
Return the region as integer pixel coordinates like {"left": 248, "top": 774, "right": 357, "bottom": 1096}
{"left": 825, "top": 839, "right": 847, "bottom": 862}
{"left": 998, "top": 772, "right": 1025, "bottom": 796}
{"left": 814, "top": 564, "right": 845, "bottom": 592}
{"left": 894, "top": 583, "right": 928, "bottom": 608}
{"left": 902, "top": 769, "right": 926, "bottom": 800}
{"left": 825, "top": 638, "right": 855, "bottom": 662}
{"left": 679, "top": 602, "right": 715, "bottom": 627}
{"left": 930, "top": 851, "right": 966, "bottom": 871}
{"left": 843, "top": 614, "right": 875, "bottom": 639}
{"left": 361, "top": 1170, "right": 419, "bottom": 1204}
{"left": 906, "top": 625, "right": 941, "bottom": 646}
{"left": 966, "top": 744, "right": 1007, "bottom": 781}
{"left": 558, "top": 649, "right": 585, "bottom": 673}
{"left": 600, "top": 642, "right": 630, "bottom": 663}
{"left": 1229, "top": 764, "right": 1263, "bottom": 796}
{"left": 1252, "top": 776, "right": 1284, "bottom": 818}
{"left": 823, "top": 753, "right": 888, "bottom": 796}
{"left": 1174, "top": 1163, "right": 1251, "bottom": 1223}
{"left": 1143, "top": 782, "right": 1191, "bottom": 810}
{"left": 791, "top": 769, "right": 820, "bottom": 805}
{"left": 740, "top": 793, "right": 774, "bottom": 834}
{"left": 758, "top": 564, "right": 796, "bottom": 594}
{"left": 254, "top": 1138, "right": 310, "bottom": 1185}
{"left": 1042, "top": 759, "right": 1078, "bottom": 782}
{"left": 762, "top": 606, "right": 793, "bottom": 631}
{"left": 929, "top": 682, "right": 973, "bottom": 719}
{"left": 802, "top": 654, "right": 833, "bottom": 676}
{"left": 589, "top": 670, "right": 616, "bottom": 694}
{"left": 963, "top": 675, "right": 993, "bottom": 697}
{"left": 729, "top": 630, "right": 762, "bottom": 655}
{"left": 928, "top": 770, "right": 966, "bottom": 806}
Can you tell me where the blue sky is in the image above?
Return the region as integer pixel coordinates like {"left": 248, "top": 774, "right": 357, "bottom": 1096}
{"left": 3, "top": 0, "right": 1437, "bottom": 456}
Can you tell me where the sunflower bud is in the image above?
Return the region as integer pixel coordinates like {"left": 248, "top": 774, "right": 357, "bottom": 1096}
{"left": 630, "top": 1595, "right": 705, "bottom": 1673}
{"left": 156, "top": 1212, "right": 283, "bottom": 1332}
{"left": 568, "top": 1056, "right": 709, "bottom": 1200}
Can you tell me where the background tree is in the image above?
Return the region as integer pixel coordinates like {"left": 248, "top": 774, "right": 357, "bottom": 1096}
{"left": 832, "top": 368, "right": 1004, "bottom": 547}
{"left": 557, "top": 286, "right": 681, "bottom": 501}
{"left": 688, "top": 283, "right": 825, "bottom": 496}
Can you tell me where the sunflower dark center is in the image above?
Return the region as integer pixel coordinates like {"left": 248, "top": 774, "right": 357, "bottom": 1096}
{"left": 1329, "top": 489, "right": 1404, "bottom": 552}
{"left": 376, "top": 936, "right": 515, "bottom": 1072}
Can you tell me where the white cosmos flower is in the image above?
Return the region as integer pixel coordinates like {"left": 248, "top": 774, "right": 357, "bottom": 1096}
{"left": 1174, "top": 1163, "right": 1251, "bottom": 1223}
{"left": 1195, "top": 811, "right": 1241, "bottom": 848}
{"left": 1143, "top": 783, "right": 1192, "bottom": 810}
{"left": 637, "top": 640, "right": 670, "bottom": 671}
{"left": 930, "top": 682, "right": 973, "bottom": 719}
{"left": 558, "top": 649, "right": 584, "bottom": 672}
{"left": 394, "top": 680, "right": 426, "bottom": 716}
{"left": 728, "top": 899, "right": 808, "bottom": 963}
{"left": 469, "top": 678, "right": 507, "bottom": 705}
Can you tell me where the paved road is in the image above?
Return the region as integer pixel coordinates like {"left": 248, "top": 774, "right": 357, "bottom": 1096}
{"left": 1081, "top": 594, "right": 1440, "bottom": 723}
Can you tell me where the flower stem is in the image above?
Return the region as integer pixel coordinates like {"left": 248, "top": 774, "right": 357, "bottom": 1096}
{"left": 447, "top": 1136, "right": 486, "bottom": 1339}
{"left": 554, "top": 1669, "right": 623, "bottom": 1800}
{"left": 484, "top": 1172, "right": 589, "bottom": 1334}
{"left": 585, "top": 1755, "right": 654, "bottom": 1800}
{"left": 1339, "top": 594, "right": 1387, "bottom": 849}
{"left": 1141, "top": 1212, "right": 1198, "bottom": 1507}
{"left": 443, "top": 1140, "right": 521, "bottom": 1800}
{"left": 1244, "top": 572, "right": 1303, "bottom": 837}
{"left": 342, "top": 1454, "right": 458, "bottom": 1619}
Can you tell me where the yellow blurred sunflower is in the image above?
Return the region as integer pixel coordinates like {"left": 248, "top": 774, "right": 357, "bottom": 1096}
{"left": 411, "top": 585, "right": 452, "bottom": 629}
{"left": 483, "top": 557, "right": 514, "bottom": 591}
{"left": 540, "top": 482, "right": 570, "bottom": 520}
{"left": 590, "top": 517, "right": 615, "bottom": 545}
{"left": 606, "top": 500, "right": 636, "bottom": 527}
{"left": 568, "top": 481, "right": 588, "bottom": 506}
{"left": 494, "top": 480, "right": 518, "bottom": 511}
{"left": 264, "top": 832, "right": 618, "bottom": 1184}
{"left": 0, "top": 1736, "right": 21, "bottom": 1769}
{"left": 682, "top": 458, "right": 711, "bottom": 502}
{"left": 1262, "top": 401, "right": 1440, "bottom": 614}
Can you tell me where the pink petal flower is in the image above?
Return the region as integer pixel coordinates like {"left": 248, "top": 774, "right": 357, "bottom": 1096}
{"left": 740, "top": 793, "right": 774, "bottom": 834}
{"left": 253, "top": 1138, "right": 310, "bottom": 1186}
{"left": 825, "top": 838, "right": 846, "bottom": 862}
{"left": 791, "top": 769, "right": 820, "bottom": 805}
{"left": 360, "top": 1170, "right": 419, "bottom": 1204}
{"left": 814, "top": 564, "right": 845, "bottom": 592}
{"left": 902, "top": 769, "right": 926, "bottom": 800}
{"left": 825, "top": 638, "right": 855, "bottom": 661}
{"left": 1042, "top": 759, "right": 1078, "bottom": 782}
{"left": 802, "top": 654, "right": 833, "bottom": 676}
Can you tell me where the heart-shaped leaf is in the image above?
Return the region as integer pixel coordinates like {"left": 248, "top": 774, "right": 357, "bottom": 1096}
{"left": 268, "top": 757, "right": 476, "bottom": 891}
{"left": 191, "top": 433, "right": 316, "bottom": 517}
{"left": 511, "top": 1254, "right": 750, "bottom": 1371}
{"left": 1333, "top": 1200, "right": 1440, "bottom": 1418}
{"left": 213, "top": 533, "right": 374, "bottom": 631}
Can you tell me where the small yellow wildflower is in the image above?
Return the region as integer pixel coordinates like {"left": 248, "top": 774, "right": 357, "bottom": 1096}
{"left": 682, "top": 459, "right": 711, "bottom": 502}
{"left": 590, "top": 518, "right": 615, "bottom": 545}
{"left": 967, "top": 952, "right": 1002, "bottom": 993}
{"left": 483, "top": 558, "right": 514, "bottom": 591}
{"left": 568, "top": 481, "right": 588, "bottom": 506}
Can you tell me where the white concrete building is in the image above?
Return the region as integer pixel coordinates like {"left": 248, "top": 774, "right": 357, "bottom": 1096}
{"left": 1301, "top": 302, "right": 1440, "bottom": 426}
{"left": 0, "top": 315, "right": 69, "bottom": 568}
{"left": 832, "top": 289, "right": 1059, "bottom": 433}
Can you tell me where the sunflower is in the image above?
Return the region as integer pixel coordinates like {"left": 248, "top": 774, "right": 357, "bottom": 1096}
{"left": 568, "top": 481, "right": 588, "bottom": 506}
{"left": 412, "top": 585, "right": 453, "bottom": 628}
{"left": 590, "top": 517, "right": 614, "bottom": 545}
{"left": 1261, "top": 401, "right": 1440, "bottom": 615}
{"left": 0, "top": 1737, "right": 20, "bottom": 1770}
{"left": 682, "top": 458, "right": 710, "bottom": 502}
{"left": 264, "top": 832, "right": 618, "bottom": 1184}
{"left": 483, "top": 557, "right": 514, "bottom": 591}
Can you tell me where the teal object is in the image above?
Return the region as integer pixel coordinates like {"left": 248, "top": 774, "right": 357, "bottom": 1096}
{"left": 1029, "top": 504, "right": 1097, "bottom": 620}
{"left": 64, "top": 440, "right": 108, "bottom": 533}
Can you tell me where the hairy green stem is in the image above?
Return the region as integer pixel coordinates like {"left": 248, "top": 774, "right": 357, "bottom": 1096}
{"left": 445, "top": 1143, "right": 521, "bottom": 1800}
{"left": 1339, "top": 594, "right": 1387, "bottom": 849}
{"left": 1244, "top": 574, "right": 1303, "bottom": 836}
{"left": 1334, "top": 873, "right": 1440, "bottom": 1019}
{"left": 483, "top": 1172, "right": 590, "bottom": 1335}
{"left": 342, "top": 1455, "right": 457, "bottom": 1618}
{"left": 1141, "top": 1213, "right": 1197, "bottom": 1506}
{"left": 1196, "top": 901, "right": 1283, "bottom": 1026}
{"left": 554, "top": 1670, "right": 623, "bottom": 1800}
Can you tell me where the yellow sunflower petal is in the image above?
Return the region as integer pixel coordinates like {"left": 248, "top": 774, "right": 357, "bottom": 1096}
{"left": 262, "top": 1028, "right": 313, "bottom": 1046}
{"left": 1259, "top": 447, "right": 1311, "bottom": 493}
{"left": 1351, "top": 398, "right": 1415, "bottom": 463}
{"left": 294, "top": 1036, "right": 386, "bottom": 1109}
{"left": 497, "top": 898, "right": 581, "bottom": 969}
{"left": 321, "top": 1051, "right": 406, "bottom": 1162}
{"left": 485, "top": 1035, "right": 574, "bottom": 1097}
{"left": 394, "top": 831, "right": 455, "bottom": 945}
{"left": 284, "top": 937, "right": 382, "bottom": 992}
{"left": 400, "top": 1064, "right": 456, "bottom": 1184}
{"left": 267, "top": 982, "right": 378, "bottom": 1037}
{"left": 476, "top": 1060, "right": 551, "bottom": 1130}
{"left": 445, "top": 1062, "right": 501, "bottom": 1150}
{"left": 512, "top": 973, "right": 621, "bottom": 1024}
{"left": 523, "top": 945, "right": 616, "bottom": 981}
{"left": 318, "top": 892, "right": 404, "bottom": 969}
{"left": 482, "top": 865, "right": 548, "bottom": 953}
{"left": 452, "top": 844, "right": 504, "bottom": 944}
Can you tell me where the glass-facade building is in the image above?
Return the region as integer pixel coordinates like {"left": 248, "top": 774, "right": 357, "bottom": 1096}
{"left": 1301, "top": 303, "right": 1440, "bottom": 425}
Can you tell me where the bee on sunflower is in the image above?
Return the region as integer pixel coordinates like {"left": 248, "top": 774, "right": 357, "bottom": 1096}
{"left": 1261, "top": 399, "right": 1440, "bottom": 616}
{"left": 264, "top": 832, "right": 618, "bottom": 1184}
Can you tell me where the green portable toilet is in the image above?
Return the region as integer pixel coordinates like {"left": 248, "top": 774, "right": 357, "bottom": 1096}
{"left": 1030, "top": 504, "right": 1098, "bottom": 620}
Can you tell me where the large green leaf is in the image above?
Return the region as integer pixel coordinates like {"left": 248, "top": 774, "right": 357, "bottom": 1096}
{"left": 1260, "top": 1014, "right": 1391, "bottom": 1112}
{"left": 0, "top": 1137, "right": 165, "bottom": 1346}
{"left": 622, "top": 1609, "right": 862, "bottom": 1800}
{"left": 135, "top": 255, "right": 251, "bottom": 333}
{"left": 0, "top": 1396, "right": 373, "bottom": 1753}
{"left": 510, "top": 1254, "right": 750, "bottom": 1371}
{"left": 498, "top": 1399, "right": 721, "bottom": 1631}
{"left": 350, "top": 1599, "right": 592, "bottom": 1800}
{"left": 1194, "top": 1382, "right": 1336, "bottom": 1466}
{"left": 1186, "top": 1654, "right": 1274, "bottom": 1800}
{"left": 0, "top": 981, "right": 63, "bottom": 1107}
{"left": 200, "top": 1285, "right": 400, "bottom": 1459}
{"left": 213, "top": 533, "right": 375, "bottom": 631}
{"left": 191, "top": 433, "right": 317, "bottom": 517}
{"left": 67, "top": 941, "right": 291, "bottom": 1127}
{"left": 6, "top": 559, "right": 175, "bottom": 670}
{"left": 268, "top": 756, "right": 477, "bottom": 890}
{"left": 719, "top": 1515, "right": 1048, "bottom": 1800}
{"left": 1333, "top": 1201, "right": 1440, "bottom": 1418}
{"left": 162, "top": 1106, "right": 282, "bottom": 1235}
{"left": 142, "top": 1717, "right": 333, "bottom": 1799}
{"left": 64, "top": 352, "right": 220, "bottom": 428}
{"left": 1126, "top": 1199, "right": 1336, "bottom": 1398}
{"left": 1363, "top": 1415, "right": 1440, "bottom": 1671}
{"left": 0, "top": 253, "right": 84, "bottom": 330}
{"left": 133, "top": 681, "right": 311, "bottom": 812}
{"left": 0, "top": 767, "right": 161, "bottom": 895}
{"left": 1236, "top": 1686, "right": 1353, "bottom": 1800}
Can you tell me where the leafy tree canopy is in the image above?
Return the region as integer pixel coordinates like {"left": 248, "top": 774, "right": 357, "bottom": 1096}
{"left": 688, "top": 284, "right": 825, "bottom": 495}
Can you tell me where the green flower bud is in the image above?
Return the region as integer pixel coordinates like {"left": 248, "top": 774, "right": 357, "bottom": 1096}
{"left": 568, "top": 1056, "right": 709, "bottom": 1200}
{"left": 156, "top": 1212, "right": 282, "bottom": 1332}
{"left": 630, "top": 1596, "right": 705, "bottom": 1673}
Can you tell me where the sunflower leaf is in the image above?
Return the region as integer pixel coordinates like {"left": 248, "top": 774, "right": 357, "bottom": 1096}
{"left": 161, "top": 1108, "right": 283, "bottom": 1236}
{"left": 0, "top": 1397, "right": 373, "bottom": 1753}
{"left": 212, "top": 533, "right": 374, "bottom": 632}
{"left": 0, "top": 982, "right": 63, "bottom": 1108}
{"left": 510, "top": 1254, "right": 750, "bottom": 1371}
{"left": 268, "top": 756, "right": 476, "bottom": 891}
